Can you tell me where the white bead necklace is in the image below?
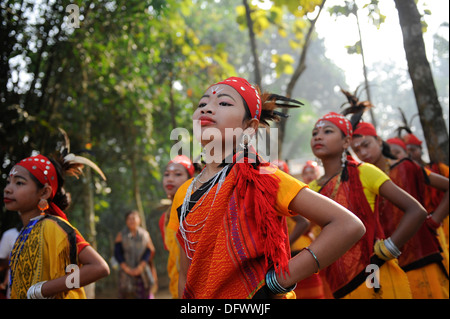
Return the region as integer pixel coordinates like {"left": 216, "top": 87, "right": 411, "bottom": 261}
{"left": 179, "top": 164, "right": 230, "bottom": 260}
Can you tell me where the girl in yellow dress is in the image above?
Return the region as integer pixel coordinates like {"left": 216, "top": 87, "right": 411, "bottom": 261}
{"left": 4, "top": 152, "right": 109, "bottom": 299}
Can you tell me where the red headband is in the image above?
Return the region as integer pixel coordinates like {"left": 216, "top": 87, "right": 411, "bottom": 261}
{"left": 209, "top": 77, "right": 261, "bottom": 120}
{"left": 15, "top": 154, "right": 67, "bottom": 220}
{"left": 403, "top": 133, "right": 422, "bottom": 146}
{"left": 302, "top": 160, "right": 319, "bottom": 174}
{"left": 387, "top": 137, "right": 407, "bottom": 151}
{"left": 315, "top": 112, "right": 353, "bottom": 137}
{"left": 168, "top": 155, "right": 195, "bottom": 177}
{"left": 353, "top": 122, "right": 377, "bottom": 137}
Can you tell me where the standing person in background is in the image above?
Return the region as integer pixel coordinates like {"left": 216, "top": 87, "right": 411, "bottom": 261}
{"left": 4, "top": 152, "right": 110, "bottom": 299}
{"left": 386, "top": 137, "right": 408, "bottom": 161}
{"left": 168, "top": 76, "right": 365, "bottom": 299}
{"left": 403, "top": 133, "right": 449, "bottom": 178}
{"left": 351, "top": 121, "right": 448, "bottom": 298}
{"left": 403, "top": 132, "right": 449, "bottom": 262}
{"left": 309, "top": 111, "right": 427, "bottom": 299}
{"left": 159, "top": 155, "right": 195, "bottom": 298}
{"left": 301, "top": 160, "right": 320, "bottom": 184}
{"left": 115, "top": 210, "right": 156, "bottom": 299}
{"left": 0, "top": 223, "right": 20, "bottom": 298}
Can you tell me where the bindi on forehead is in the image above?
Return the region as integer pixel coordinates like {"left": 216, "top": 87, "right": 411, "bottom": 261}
{"left": 9, "top": 167, "right": 19, "bottom": 177}
{"left": 315, "top": 121, "right": 326, "bottom": 128}
{"left": 209, "top": 85, "right": 224, "bottom": 95}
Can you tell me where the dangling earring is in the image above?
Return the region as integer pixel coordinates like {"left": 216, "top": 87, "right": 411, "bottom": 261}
{"left": 38, "top": 199, "right": 49, "bottom": 215}
{"left": 239, "top": 133, "right": 251, "bottom": 150}
{"left": 200, "top": 143, "right": 206, "bottom": 163}
{"left": 315, "top": 157, "right": 322, "bottom": 167}
{"left": 341, "top": 150, "right": 347, "bottom": 168}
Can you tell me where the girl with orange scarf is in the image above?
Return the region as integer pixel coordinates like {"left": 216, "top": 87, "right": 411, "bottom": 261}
{"left": 167, "top": 77, "right": 365, "bottom": 299}
{"left": 4, "top": 149, "right": 110, "bottom": 299}
{"left": 350, "top": 122, "right": 449, "bottom": 299}
{"left": 309, "top": 111, "right": 427, "bottom": 299}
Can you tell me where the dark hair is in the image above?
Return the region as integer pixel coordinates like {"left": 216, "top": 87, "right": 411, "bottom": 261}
{"left": 352, "top": 134, "right": 398, "bottom": 161}
{"left": 241, "top": 86, "right": 303, "bottom": 127}
{"left": 382, "top": 140, "right": 398, "bottom": 160}
{"left": 125, "top": 210, "right": 140, "bottom": 220}
{"left": 49, "top": 157, "right": 71, "bottom": 210}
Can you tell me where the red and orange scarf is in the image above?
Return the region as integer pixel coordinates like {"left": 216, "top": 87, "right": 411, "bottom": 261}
{"left": 177, "top": 152, "right": 290, "bottom": 298}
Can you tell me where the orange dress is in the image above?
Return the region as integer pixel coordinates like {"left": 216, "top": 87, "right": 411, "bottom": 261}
{"left": 168, "top": 161, "right": 306, "bottom": 299}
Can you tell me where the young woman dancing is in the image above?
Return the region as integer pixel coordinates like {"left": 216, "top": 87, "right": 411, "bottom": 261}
{"left": 309, "top": 111, "right": 426, "bottom": 298}
{"left": 167, "top": 77, "right": 365, "bottom": 299}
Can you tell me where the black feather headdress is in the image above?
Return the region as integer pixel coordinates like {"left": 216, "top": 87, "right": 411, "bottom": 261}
{"left": 339, "top": 87, "right": 373, "bottom": 131}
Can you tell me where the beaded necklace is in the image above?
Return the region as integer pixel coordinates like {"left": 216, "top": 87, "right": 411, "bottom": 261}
{"left": 179, "top": 164, "right": 230, "bottom": 260}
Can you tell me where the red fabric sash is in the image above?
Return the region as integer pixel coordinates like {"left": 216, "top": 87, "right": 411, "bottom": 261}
{"left": 379, "top": 158, "right": 442, "bottom": 269}
{"left": 424, "top": 162, "right": 446, "bottom": 213}
{"left": 319, "top": 159, "right": 385, "bottom": 296}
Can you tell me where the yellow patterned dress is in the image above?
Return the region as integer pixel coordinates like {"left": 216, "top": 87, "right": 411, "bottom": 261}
{"left": 9, "top": 215, "right": 88, "bottom": 299}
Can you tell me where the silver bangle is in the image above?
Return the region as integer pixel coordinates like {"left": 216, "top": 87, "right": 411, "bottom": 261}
{"left": 384, "top": 237, "right": 401, "bottom": 258}
{"left": 27, "top": 281, "right": 47, "bottom": 299}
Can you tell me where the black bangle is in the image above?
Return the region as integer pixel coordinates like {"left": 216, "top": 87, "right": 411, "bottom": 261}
{"left": 265, "top": 268, "right": 296, "bottom": 295}
{"left": 303, "top": 246, "right": 320, "bottom": 272}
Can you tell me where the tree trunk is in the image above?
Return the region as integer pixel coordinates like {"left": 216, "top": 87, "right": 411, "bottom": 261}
{"left": 130, "top": 148, "right": 147, "bottom": 230}
{"left": 80, "top": 69, "right": 97, "bottom": 299}
{"left": 278, "top": 0, "right": 326, "bottom": 159}
{"left": 354, "top": 5, "right": 377, "bottom": 129}
{"left": 393, "top": 0, "right": 449, "bottom": 165}
{"left": 243, "top": 0, "right": 262, "bottom": 87}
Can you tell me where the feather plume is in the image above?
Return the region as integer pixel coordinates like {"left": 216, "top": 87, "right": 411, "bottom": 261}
{"left": 263, "top": 93, "right": 304, "bottom": 108}
{"left": 63, "top": 153, "right": 107, "bottom": 181}
{"left": 397, "top": 107, "right": 409, "bottom": 128}
{"left": 340, "top": 88, "right": 373, "bottom": 130}
{"left": 58, "top": 127, "right": 106, "bottom": 181}
{"left": 58, "top": 127, "right": 71, "bottom": 157}
{"left": 257, "top": 92, "right": 303, "bottom": 126}
{"left": 395, "top": 108, "right": 414, "bottom": 137}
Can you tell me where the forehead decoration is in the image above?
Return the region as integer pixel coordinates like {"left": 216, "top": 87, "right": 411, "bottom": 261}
{"left": 168, "top": 155, "right": 195, "bottom": 177}
{"left": 208, "top": 77, "right": 261, "bottom": 120}
{"left": 14, "top": 154, "right": 68, "bottom": 220}
{"left": 315, "top": 112, "right": 353, "bottom": 137}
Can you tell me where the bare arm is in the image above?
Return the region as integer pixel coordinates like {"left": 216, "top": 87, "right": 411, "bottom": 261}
{"left": 379, "top": 180, "right": 427, "bottom": 249}
{"left": 277, "top": 188, "right": 366, "bottom": 288}
{"left": 288, "top": 215, "right": 310, "bottom": 246}
{"left": 178, "top": 242, "right": 189, "bottom": 298}
{"left": 41, "top": 246, "right": 110, "bottom": 298}
{"left": 427, "top": 172, "right": 449, "bottom": 224}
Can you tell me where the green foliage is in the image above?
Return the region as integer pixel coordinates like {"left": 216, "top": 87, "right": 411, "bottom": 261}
{"left": 2, "top": 0, "right": 445, "bottom": 297}
{"left": 236, "top": 0, "right": 323, "bottom": 80}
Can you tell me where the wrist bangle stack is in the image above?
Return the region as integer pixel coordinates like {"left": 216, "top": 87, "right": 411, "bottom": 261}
{"left": 265, "top": 269, "right": 296, "bottom": 296}
{"left": 384, "top": 237, "right": 401, "bottom": 258}
{"left": 27, "top": 281, "right": 47, "bottom": 299}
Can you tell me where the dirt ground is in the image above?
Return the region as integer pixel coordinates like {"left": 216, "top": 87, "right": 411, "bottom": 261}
{"left": 96, "top": 287, "right": 172, "bottom": 299}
